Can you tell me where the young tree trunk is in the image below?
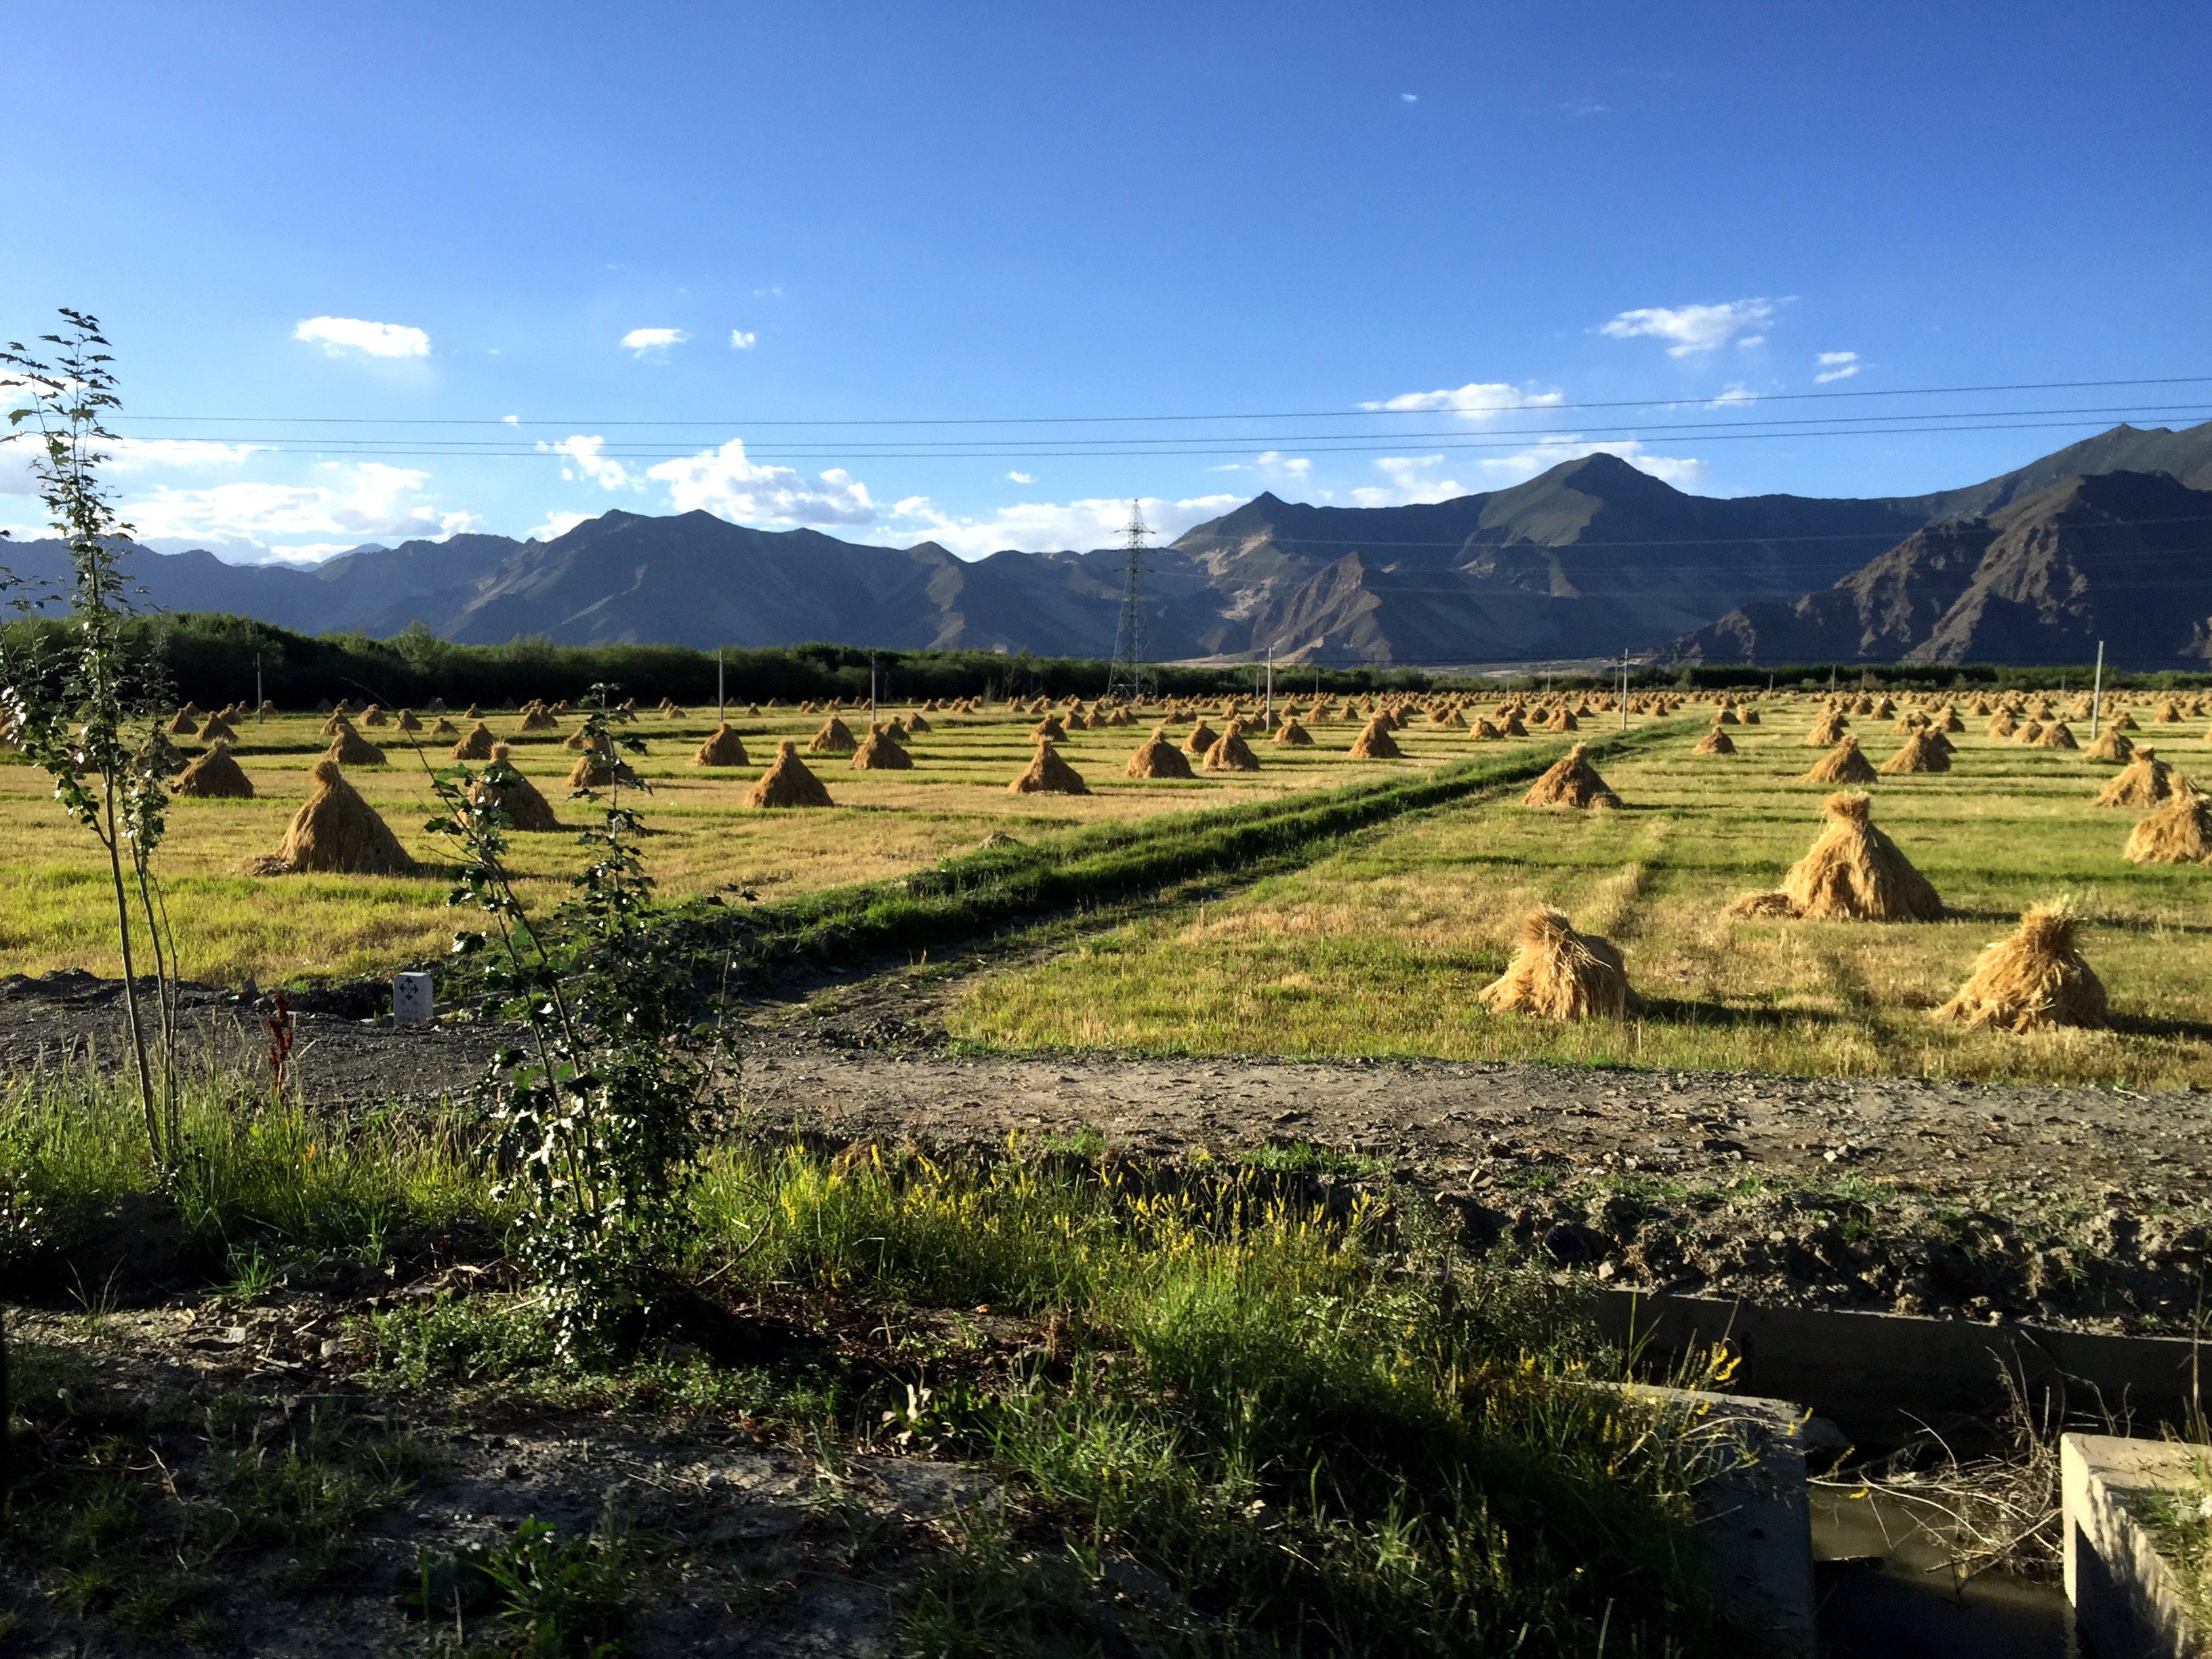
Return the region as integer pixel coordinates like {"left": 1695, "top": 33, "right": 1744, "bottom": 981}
{"left": 103, "top": 785, "right": 162, "bottom": 1168}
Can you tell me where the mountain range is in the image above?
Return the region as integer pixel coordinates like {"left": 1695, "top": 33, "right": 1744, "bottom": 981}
{"left": 5, "top": 419, "right": 2210, "bottom": 668}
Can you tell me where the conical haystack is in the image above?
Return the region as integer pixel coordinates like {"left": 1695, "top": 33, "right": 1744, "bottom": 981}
{"left": 1714, "top": 707, "right": 1740, "bottom": 726}
{"left": 1692, "top": 726, "right": 1736, "bottom": 756}
{"left": 1348, "top": 715, "right": 1404, "bottom": 759}
{"left": 808, "top": 717, "right": 857, "bottom": 756}
{"left": 395, "top": 710, "right": 422, "bottom": 732}
{"left": 1030, "top": 716, "right": 1067, "bottom": 742}
{"left": 472, "top": 744, "right": 560, "bottom": 831}
{"left": 850, "top": 731, "right": 914, "bottom": 770}
{"left": 1202, "top": 732, "right": 1260, "bottom": 773}
{"left": 1740, "top": 708, "right": 1762, "bottom": 726}
{"left": 2037, "top": 720, "right": 2078, "bottom": 750}
{"left": 450, "top": 721, "right": 496, "bottom": 760}
{"left": 2124, "top": 786, "right": 2212, "bottom": 864}
{"left": 165, "top": 710, "right": 201, "bottom": 737}
{"left": 2087, "top": 726, "right": 2133, "bottom": 763}
{"left": 325, "top": 725, "right": 387, "bottom": 766}
{"left": 1124, "top": 733, "right": 1195, "bottom": 779}
{"left": 197, "top": 714, "right": 237, "bottom": 744}
{"left": 1805, "top": 712, "right": 1849, "bottom": 747}
{"left": 1879, "top": 731, "right": 1950, "bottom": 774}
{"left": 249, "top": 760, "right": 415, "bottom": 876}
{"left": 1010, "top": 741, "right": 1088, "bottom": 795}
{"left": 2110, "top": 711, "right": 2138, "bottom": 733}
{"left": 517, "top": 703, "right": 560, "bottom": 733}
{"left": 567, "top": 752, "right": 640, "bottom": 790}
{"left": 1933, "top": 899, "right": 2107, "bottom": 1032}
{"left": 2094, "top": 748, "right": 2179, "bottom": 807}
{"left": 175, "top": 739, "right": 253, "bottom": 799}
{"left": 1728, "top": 791, "right": 1941, "bottom": 921}
{"left": 430, "top": 717, "right": 459, "bottom": 737}
{"left": 2014, "top": 720, "right": 2045, "bottom": 745}
{"left": 1477, "top": 907, "right": 1631, "bottom": 1021}
{"left": 361, "top": 705, "right": 388, "bottom": 726}
{"left": 1986, "top": 711, "right": 2018, "bottom": 739}
{"left": 1181, "top": 720, "right": 1221, "bottom": 756}
{"left": 745, "top": 739, "right": 834, "bottom": 808}
{"left": 1803, "top": 736, "right": 1879, "bottom": 784}
{"left": 1523, "top": 743, "right": 1621, "bottom": 809}
{"left": 1500, "top": 712, "right": 1529, "bottom": 737}
{"left": 1468, "top": 717, "right": 1501, "bottom": 741}
{"left": 693, "top": 723, "right": 751, "bottom": 766}
{"left": 1273, "top": 718, "right": 1313, "bottom": 746}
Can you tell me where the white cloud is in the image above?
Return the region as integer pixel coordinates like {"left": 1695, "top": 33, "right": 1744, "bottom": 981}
{"left": 1006, "top": 471, "right": 1036, "bottom": 484}
{"left": 884, "top": 494, "right": 1241, "bottom": 559}
{"left": 729, "top": 329, "right": 757, "bottom": 350}
{"left": 1349, "top": 439, "right": 1707, "bottom": 506}
{"left": 503, "top": 414, "right": 520, "bottom": 425}
{"left": 1255, "top": 451, "right": 1311, "bottom": 478}
{"left": 126, "top": 462, "right": 477, "bottom": 562}
{"left": 1560, "top": 98, "right": 1610, "bottom": 116}
{"left": 1814, "top": 350, "right": 1861, "bottom": 383}
{"left": 1360, "top": 382, "right": 1566, "bottom": 422}
{"left": 1400, "top": 92, "right": 1418, "bottom": 102}
{"left": 1707, "top": 384, "right": 1758, "bottom": 407}
{"left": 1599, "top": 299, "right": 1774, "bottom": 356}
{"left": 104, "top": 438, "right": 263, "bottom": 470}
{"left": 621, "top": 327, "right": 689, "bottom": 356}
{"left": 293, "top": 316, "right": 430, "bottom": 358}
{"left": 529, "top": 510, "right": 594, "bottom": 541}
{"left": 537, "top": 434, "right": 639, "bottom": 491}
{"left": 647, "top": 438, "right": 878, "bottom": 525}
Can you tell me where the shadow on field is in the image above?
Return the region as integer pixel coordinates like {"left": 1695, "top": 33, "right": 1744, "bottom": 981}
{"left": 1629, "top": 995, "right": 1848, "bottom": 1029}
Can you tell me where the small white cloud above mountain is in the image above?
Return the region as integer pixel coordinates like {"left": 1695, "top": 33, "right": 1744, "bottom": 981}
{"left": 621, "top": 327, "right": 689, "bottom": 356}
{"left": 1256, "top": 451, "right": 1312, "bottom": 478}
{"left": 538, "top": 434, "right": 639, "bottom": 491}
{"left": 293, "top": 316, "right": 430, "bottom": 358}
{"left": 126, "top": 461, "right": 475, "bottom": 562}
{"left": 648, "top": 438, "right": 877, "bottom": 525}
{"left": 1814, "top": 350, "right": 1861, "bottom": 383}
{"left": 1599, "top": 300, "right": 1774, "bottom": 356}
{"left": 1361, "top": 382, "right": 1566, "bottom": 422}
{"left": 529, "top": 510, "right": 594, "bottom": 541}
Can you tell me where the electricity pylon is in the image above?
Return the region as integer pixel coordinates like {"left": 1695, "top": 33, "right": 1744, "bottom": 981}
{"left": 1105, "top": 501, "right": 1154, "bottom": 702}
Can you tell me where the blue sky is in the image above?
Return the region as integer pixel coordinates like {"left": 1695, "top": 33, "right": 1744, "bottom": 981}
{"left": 4, "top": 1, "right": 2208, "bottom": 562}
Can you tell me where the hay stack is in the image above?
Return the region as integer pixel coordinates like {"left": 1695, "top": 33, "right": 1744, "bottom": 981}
{"left": 1477, "top": 907, "right": 1630, "bottom": 1021}
{"left": 1500, "top": 712, "right": 1529, "bottom": 737}
{"left": 1469, "top": 717, "right": 1501, "bottom": 740}
{"left": 1714, "top": 707, "right": 1740, "bottom": 725}
{"left": 2087, "top": 726, "right": 2134, "bottom": 763}
{"left": 319, "top": 711, "right": 352, "bottom": 737}
{"left": 1933, "top": 900, "right": 2107, "bottom": 1032}
{"left": 808, "top": 717, "right": 857, "bottom": 756}
{"left": 1273, "top": 718, "right": 1313, "bottom": 746}
{"left": 1203, "top": 732, "right": 1261, "bottom": 772}
{"left": 2013, "top": 720, "right": 2044, "bottom": 745}
{"left": 1740, "top": 708, "right": 1761, "bottom": 726}
{"left": 249, "top": 760, "right": 415, "bottom": 876}
{"left": 1879, "top": 731, "right": 1950, "bottom": 774}
{"left": 1729, "top": 792, "right": 1941, "bottom": 922}
{"left": 2094, "top": 749, "right": 2179, "bottom": 807}
{"left": 1937, "top": 708, "right": 1964, "bottom": 733}
{"left": 1010, "top": 741, "right": 1088, "bottom": 795}
{"left": 325, "top": 724, "right": 387, "bottom": 766}
{"left": 174, "top": 739, "right": 253, "bottom": 798}
{"left": 562, "top": 727, "right": 598, "bottom": 752}
{"left": 1692, "top": 726, "right": 1736, "bottom": 756}
{"left": 396, "top": 710, "right": 422, "bottom": 732}
{"left": 1806, "top": 712, "right": 1849, "bottom": 746}
{"left": 1347, "top": 716, "right": 1404, "bottom": 759}
{"left": 1124, "top": 733, "right": 1195, "bottom": 779}
{"left": 1181, "top": 720, "right": 1221, "bottom": 756}
{"left": 2156, "top": 701, "right": 2184, "bottom": 723}
{"left": 165, "top": 710, "right": 200, "bottom": 737}
{"left": 1549, "top": 707, "right": 1580, "bottom": 732}
{"left": 1986, "top": 711, "right": 2018, "bottom": 739}
{"left": 693, "top": 723, "right": 751, "bottom": 766}
{"left": 430, "top": 717, "right": 459, "bottom": 737}
{"left": 2037, "top": 721, "right": 2078, "bottom": 750}
{"left": 361, "top": 705, "right": 388, "bottom": 727}
{"left": 198, "top": 714, "right": 237, "bottom": 744}
{"left": 1523, "top": 743, "right": 1621, "bottom": 809}
{"left": 1031, "top": 716, "right": 1067, "bottom": 742}
{"left": 2124, "top": 786, "right": 2212, "bottom": 864}
{"left": 850, "top": 731, "right": 914, "bottom": 770}
{"left": 1803, "top": 736, "right": 1879, "bottom": 784}
{"left": 905, "top": 712, "right": 933, "bottom": 734}
{"left": 567, "top": 751, "right": 640, "bottom": 790}
{"left": 450, "top": 722, "right": 497, "bottom": 760}
{"left": 746, "top": 739, "right": 834, "bottom": 808}
{"left": 2110, "top": 710, "right": 2138, "bottom": 733}
{"left": 472, "top": 744, "right": 560, "bottom": 831}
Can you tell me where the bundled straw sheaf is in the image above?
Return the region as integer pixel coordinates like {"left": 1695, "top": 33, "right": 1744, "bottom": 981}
{"left": 1522, "top": 743, "right": 1620, "bottom": 809}
{"left": 1478, "top": 907, "right": 1631, "bottom": 1021}
{"left": 1933, "top": 899, "right": 2108, "bottom": 1032}
{"left": 746, "top": 740, "right": 834, "bottom": 808}
{"left": 1728, "top": 791, "right": 1941, "bottom": 922}
{"left": 1124, "top": 733, "right": 1195, "bottom": 779}
{"left": 174, "top": 740, "right": 253, "bottom": 799}
{"left": 1010, "top": 741, "right": 1088, "bottom": 795}
{"left": 1803, "top": 735, "right": 1879, "bottom": 784}
{"left": 245, "top": 760, "right": 416, "bottom": 876}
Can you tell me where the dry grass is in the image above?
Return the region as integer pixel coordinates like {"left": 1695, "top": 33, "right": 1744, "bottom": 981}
{"left": 0, "top": 703, "right": 1499, "bottom": 983}
{"left": 950, "top": 698, "right": 2212, "bottom": 1087}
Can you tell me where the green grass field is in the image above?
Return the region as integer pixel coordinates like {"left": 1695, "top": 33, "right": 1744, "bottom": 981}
{"left": 947, "top": 699, "right": 2212, "bottom": 1088}
{"left": 0, "top": 701, "right": 1479, "bottom": 983}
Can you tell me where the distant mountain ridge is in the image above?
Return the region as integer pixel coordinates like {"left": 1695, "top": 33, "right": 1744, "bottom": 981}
{"left": 1664, "top": 467, "right": 2212, "bottom": 669}
{"left": 6, "top": 419, "right": 2210, "bottom": 667}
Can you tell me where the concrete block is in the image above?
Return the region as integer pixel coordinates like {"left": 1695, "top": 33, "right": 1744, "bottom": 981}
{"left": 392, "top": 971, "right": 434, "bottom": 1025}
{"left": 1629, "top": 1382, "right": 1816, "bottom": 1656}
{"left": 2063, "top": 1433, "right": 2207, "bottom": 1658}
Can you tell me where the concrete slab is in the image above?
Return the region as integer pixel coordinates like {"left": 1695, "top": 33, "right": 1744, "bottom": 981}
{"left": 2062, "top": 1432, "right": 2207, "bottom": 1658}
